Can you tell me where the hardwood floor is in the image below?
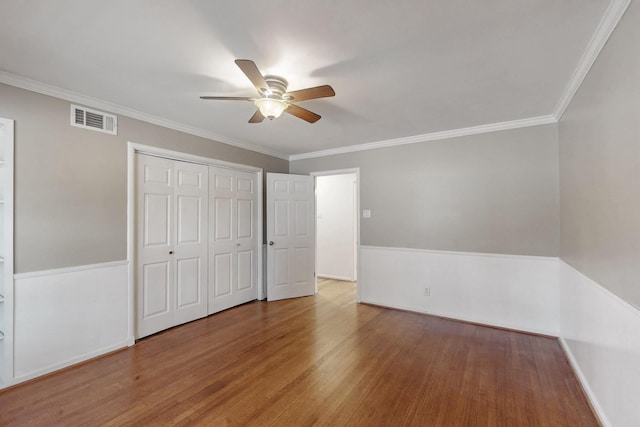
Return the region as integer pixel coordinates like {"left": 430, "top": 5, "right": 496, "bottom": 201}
{"left": 0, "top": 279, "right": 597, "bottom": 426}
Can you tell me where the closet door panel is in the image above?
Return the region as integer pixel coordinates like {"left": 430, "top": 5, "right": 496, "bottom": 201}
{"left": 172, "top": 161, "right": 208, "bottom": 325}
{"left": 208, "top": 167, "right": 258, "bottom": 314}
{"left": 136, "top": 155, "right": 175, "bottom": 338}
{"left": 136, "top": 154, "right": 208, "bottom": 338}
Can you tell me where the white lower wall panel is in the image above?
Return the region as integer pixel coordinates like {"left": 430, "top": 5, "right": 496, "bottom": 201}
{"left": 360, "top": 246, "right": 559, "bottom": 335}
{"left": 13, "top": 261, "right": 130, "bottom": 384}
{"left": 559, "top": 261, "right": 640, "bottom": 427}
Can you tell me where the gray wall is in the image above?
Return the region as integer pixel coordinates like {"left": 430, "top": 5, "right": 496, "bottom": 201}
{"left": 558, "top": 1, "right": 640, "bottom": 309}
{"left": 0, "top": 83, "right": 288, "bottom": 274}
{"left": 291, "top": 124, "right": 559, "bottom": 257}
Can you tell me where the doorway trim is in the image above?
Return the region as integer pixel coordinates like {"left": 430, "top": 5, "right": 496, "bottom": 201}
{"left": 126, "top": 142, "right": 264, "bottom": 341}
{"left": 310, "top": 168, "right": 361, "bottom": 303}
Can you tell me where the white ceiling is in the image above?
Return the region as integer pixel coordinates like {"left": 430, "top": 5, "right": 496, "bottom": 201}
{"left": 0, "top": 1, "right": 611, "bottom": 158}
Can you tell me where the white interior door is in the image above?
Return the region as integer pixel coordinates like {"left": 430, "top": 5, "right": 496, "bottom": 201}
{"left": 266, "top": 173, "right": 315, "bottom": 301}
{"left": 136, "top": 154, "right": 208, "bottom": 338}
{"left": 208, "top": 167, "right": 259, "bottom": 314}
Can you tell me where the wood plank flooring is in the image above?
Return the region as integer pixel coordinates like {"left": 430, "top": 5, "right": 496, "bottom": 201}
{"left": 0, "top": 279, "right": 598, "bottom": 426}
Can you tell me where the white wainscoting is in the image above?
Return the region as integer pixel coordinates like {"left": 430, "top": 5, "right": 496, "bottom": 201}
{"left": 360, "top": 246, "right": 559, "bottom": 336}
{"left": 559, "top": 261, "right": 640, "bottom": 427}
{"left": 13, "top": 260, "right": 131, "bottom": 384}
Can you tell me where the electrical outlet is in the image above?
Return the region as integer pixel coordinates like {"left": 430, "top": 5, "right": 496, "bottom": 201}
{"left": 424, "top": 287, "right": 430, "bottom": 296}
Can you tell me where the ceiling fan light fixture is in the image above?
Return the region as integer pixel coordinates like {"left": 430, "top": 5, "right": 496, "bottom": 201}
{"left": 254, "top": 97, "right": 288, "bottom": 119}
{"left": 201, "top": 60, "right": 334, "bottom": 123}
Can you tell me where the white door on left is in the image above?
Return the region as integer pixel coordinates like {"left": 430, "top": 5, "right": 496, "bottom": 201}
{"left": 136, "top": 153, "right": 208, "bottom": 338}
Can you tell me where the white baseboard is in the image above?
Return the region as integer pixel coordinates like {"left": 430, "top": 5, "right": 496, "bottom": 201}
{"left": 359, "top": 246, "right": 560, "bottom": 336}
{"left": 364, "top": 295, "right": 556, "bottom": 336}
{"left": 559, "top": 260, "right": 640, "bottom": 427}
{"left": 12, "top": 340, "right": 130, "bottom": 386}
{"left": 318, "top": 274, "right": 356, "bottom": 282}
{"left": 558, "top": 337, "right": 609, "bottom": 427}
{"left": 13, "top": 261, "right": 129, "bottom": 384}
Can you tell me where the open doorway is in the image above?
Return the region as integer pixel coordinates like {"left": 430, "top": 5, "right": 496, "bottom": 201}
{"left": 312, "top": 170, "right": 359, "bottom": 300}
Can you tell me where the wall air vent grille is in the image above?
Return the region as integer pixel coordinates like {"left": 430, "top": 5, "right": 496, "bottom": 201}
{"left": 70, "top": 104, "right": 117, "bottom": 135}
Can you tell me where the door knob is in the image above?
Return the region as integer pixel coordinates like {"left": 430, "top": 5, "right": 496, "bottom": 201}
{"left": 269, "top": 241, "right": 274, "bottom": 246}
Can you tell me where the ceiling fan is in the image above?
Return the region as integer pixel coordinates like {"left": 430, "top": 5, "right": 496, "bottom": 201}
{"left": 200, "top": 59, "right": 335, "bottom": 124}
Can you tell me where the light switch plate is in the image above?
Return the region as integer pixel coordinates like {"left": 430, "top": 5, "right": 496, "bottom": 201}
{"left": 363, "top": 209, "right": 371, "bottom": 218}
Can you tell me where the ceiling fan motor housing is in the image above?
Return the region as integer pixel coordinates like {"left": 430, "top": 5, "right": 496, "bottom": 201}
{"left": 264, "top": 75, "right": 288, "bottom": 97}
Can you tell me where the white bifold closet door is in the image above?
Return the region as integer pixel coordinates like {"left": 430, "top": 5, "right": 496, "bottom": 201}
{"left": 136, "top": 154, "right": 208, "bottom": 338}
{"left": 208, "top": 166, "right": 259, "bottom": 314}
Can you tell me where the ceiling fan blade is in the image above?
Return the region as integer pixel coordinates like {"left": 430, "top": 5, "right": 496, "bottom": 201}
{"left": 235, "top": 59, "right": 269, "bottom": 95}
{"left": 284, "top": 85, "right": 335, "bottom": 102}
{"left": 200, "top": 96, "right": 253, "bottom": 101}
{"left": 285, "top": 103, "right": 321, "bottom": 123}
{"left": 248, "top": 110, "right": 264, "bottom": 123}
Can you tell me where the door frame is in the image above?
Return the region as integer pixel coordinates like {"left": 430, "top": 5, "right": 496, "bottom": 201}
{"left": 310, "top": 168, "right": 361, "bottom": 303}
{"left": 126, "top": 142, "right": 264, "bottom": 341}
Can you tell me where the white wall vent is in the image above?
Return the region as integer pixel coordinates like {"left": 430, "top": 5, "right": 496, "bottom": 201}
{"left": 70, "top": 104, "right": 118, "bottom": 135}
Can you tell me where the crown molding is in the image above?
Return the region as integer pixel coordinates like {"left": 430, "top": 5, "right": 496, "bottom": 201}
{"left": 0, "top": 71, "right": 289, "bottom": 160}
{"left": 553, "top": 0, "right": 631, "bottom": 120}
{"left": 289, "top": 115, "right": 557, "bottom": 161}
